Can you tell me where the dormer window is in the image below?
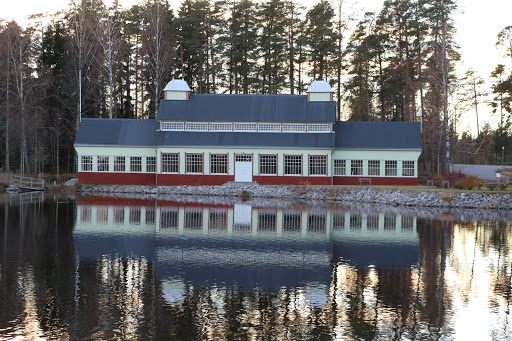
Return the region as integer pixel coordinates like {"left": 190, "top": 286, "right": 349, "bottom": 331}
{"left": 163, "top": 79, "right": 191, "bottom": 101}
{"left": 306, "top": 80, "right": 334, "bottom": 102}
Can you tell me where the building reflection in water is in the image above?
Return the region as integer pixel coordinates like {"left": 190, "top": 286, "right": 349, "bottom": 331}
{"left": 1, "top": 194, "right": 511, "bottom": 340}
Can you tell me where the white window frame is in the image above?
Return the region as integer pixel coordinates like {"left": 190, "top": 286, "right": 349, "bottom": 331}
{"left": 234, "top": 123, "right": 257, "bottom": 131}
{"left": 186, "top": 153, "right": 203, "bottom": 174}
{"left": 282, "top": 123, "right": 306, "bottom": 132}
{"left": 259, "top": 154, "right": 277, "bottom": 175}
{"left": 402, "top": 161, "right": 415, "bottom": 177}
{"left": 351, "top": 160, "right": 363, "bottom": 176}
{"left": 161, "top": 153, "right": 179, "bottom": 173}
{"left": 284, "top": 155, "right": 302, "bottom": 175}
{"left": 306, "top": 124, "right": 331, "bottom": 132}
{"left": 114, "top": 156, "right": 125, "bottom": 172}
{"left": 186, "top": 122, "right": 208, "bottom": 131}
{"left": 97, "top": 156, "right": 109, "bottom": 172}
{"left": 210, "top": 154, "right": 228, "bottom": 174}
{"left": 161, "top": 122, "right": 184, "bottom": 130}
{"left": 308, "top": 155, "right": 327, "bottom": 176}
{"left": 81, "top": 156, "right": 93, "bottom": 172}
{"left": 334, "top": 160, "right": 345, "bottom": 176}
{"left": 258, "top": 123, "right": 281, "bottom": 132}
{"left": 146, "top": 157, "right": 156, "bottom": 173}
{"left": 130, "top": 157, "right": 142, "bottom": 172}
{"left": 368, "top": 160, "right": 380, "bottom": 176}
{"left": 210, "top": 123, "right": 232, "bottom": 131}
{"left": 385, "top": 160, "right": 398, "bottom": 176}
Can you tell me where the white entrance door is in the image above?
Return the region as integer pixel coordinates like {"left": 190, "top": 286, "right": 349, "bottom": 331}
{"left": 235, "top": 154, "right": 253, "bottom": 182}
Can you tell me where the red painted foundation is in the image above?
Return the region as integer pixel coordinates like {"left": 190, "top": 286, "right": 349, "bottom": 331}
{"left": 156, "top": 174, "right": 234, "bottom": 186}
{"left": 333, "top": 176, "right": 418, "bottom": 186}
{"left": 77, "top": 195, "right": 233, "bottom": 208}
{"left": 78, "top": 173, "right": 418, "bottom": 186}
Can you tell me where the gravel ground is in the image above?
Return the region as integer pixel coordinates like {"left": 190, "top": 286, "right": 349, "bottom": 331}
{"left": 78, "top": 183, "right": 512, "bottom": 210}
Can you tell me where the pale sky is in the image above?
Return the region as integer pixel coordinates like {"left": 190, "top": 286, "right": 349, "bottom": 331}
{"left": 2, "top": 0, "right": 511, "bottom": 134}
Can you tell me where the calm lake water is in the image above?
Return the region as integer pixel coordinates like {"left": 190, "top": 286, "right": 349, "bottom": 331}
{"left": 0, "top": 193, "right": 511, "bottom": 340}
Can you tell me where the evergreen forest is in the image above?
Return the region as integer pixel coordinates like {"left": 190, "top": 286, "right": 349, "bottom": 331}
{"left": 0, "top": 0, "right": 511, "bottom": 177}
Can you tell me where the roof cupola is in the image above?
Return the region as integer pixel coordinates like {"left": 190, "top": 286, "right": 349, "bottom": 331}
{"left": 163, "top": 79, "right": 191, "bottom": 100}
{"left": 306, "top": 80, "right": 333, "bottom": 102}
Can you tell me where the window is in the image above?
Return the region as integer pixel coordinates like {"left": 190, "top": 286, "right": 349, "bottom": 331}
{"left": 334, "top": 160, "right": 346, "bottom": 175}
{"left": 350, "top": 213, "right": 362, "bottom": 229}
{"left": 258, "top": 210, "right": 276, "bottom": 232}
{"left": 114, "top": 156, "right": 125, "bottom": 172}
{"left": 210, "top": 123, "right": 232, "bottom": 131}
{"left": 160, "top": 208, "right": 178, "bottom": 229}
{"left": 384, "top": 214, "right": 396, "bottom": 230}
{"left": 184, "top": 209, "right": 203, "bottom": 230}
{"left": 385, "top": 160, "right": 397, "bottom": 176}
{"left": 114, "top": 207, "right": 124, "bottom": 224}
{"left": 350, "top": 160, "right": 363, "bottom": 176}
{"left": 309, "top": 155, "right": 327, "bottom": 175}
{"left": 146, "top": 157, "right": 156, "bottom": 173}
{"left": 186, "top": 122, "right": 208, "bottom": 131}
{"left": 97, "top": 156, "right": 109, "bottom": 172}
{"left": 402, "top": 161, "right": 415, "bottom": 177}
{"left": 130, "top": 157, "right": 142, "bottom": 172}
{"left": 81, "top": 156, "right": 92, "bottom": 171}
{"left": 235, "top": 154, "right": 252, "bottom": 162}
{"left": 284, "top": 155, "right": 302, "bottom": 175}
{"left": 308, "top": 213, "right": 326, "bottom": 232}
{"left": 97, "top": 207, "right": 108, "bottom": 223}
{"left": 307, "top": 124, "right": 331, "bottom": 132}
{"left": 210, "top": 154, "right": 228, "bottom": 174}
{"left": 367, "top": 214, "right": 379, "bottom": 230}
{"left": 368, "top": 160, "right": 380, "bottom": 176}
{"left": 258, "top": 123, "right": 281, "bottom": 132}
{"left": 162, "top": 153, "right": 179, "bottom": 173}
{"left": 401, "top": 215, "right": 414, "bottom": 231}
{"left": 282, "top": 123, "right": 306, "bottom": 132}
{"left": 145, "top": 207, "right": 155, "bottom": 224}
{"left": 234, "top": 123, "right": 257, "bottom": 131}
{"left": 259, "top": 155, "right": 277, "bottom": 175}
{"left": 283, "top": 211, "right": 301, "bottom": 233}
{"left": 80, "top": 206, "right": 91, "bottom": 222}
{"left": 186, "top": 153, "right": 203, "bottom": 173}
{"left": 161, "top": 122, "right": 184, "bottom": 130}
{"left": 129, "top": 208, "right": 141, "bottom": 224}
{"left": 209, "top": 209, "right": 228, "bottom": 231}
{"left": 333, "top": 213, "right": 345, "bottom": 230}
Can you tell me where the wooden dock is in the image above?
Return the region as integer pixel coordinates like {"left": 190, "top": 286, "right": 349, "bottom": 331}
{"left": 7, "top": 175, "right": 48, "bottom": 192}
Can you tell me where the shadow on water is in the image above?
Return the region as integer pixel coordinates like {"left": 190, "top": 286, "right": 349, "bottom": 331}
{"left": 0, "top": 193, "right": 511, "bottom": 340}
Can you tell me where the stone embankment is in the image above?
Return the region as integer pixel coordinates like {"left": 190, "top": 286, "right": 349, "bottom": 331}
{"left": 78, "top": 184, "right": 512, "bottom": 210}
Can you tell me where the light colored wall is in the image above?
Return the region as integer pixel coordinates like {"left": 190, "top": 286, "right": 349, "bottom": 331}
{"left": 308, "top": 93, "right": 331, "bottom": 102}
{"left": 156, "top": 147, "right": 332, "bottom": 176}
{"left": 76, "top": 146, "right": 156, "bottom": 173}
{"left": 165, "top": 91, "right": 188, "bottom": 100}
{"left": 333, "top": 150, "right": 421, "bottom": 177}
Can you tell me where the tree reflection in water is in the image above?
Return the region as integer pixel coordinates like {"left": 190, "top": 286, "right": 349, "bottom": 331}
{"left": 0, "top": 194, "right": 511, "bottom": 340}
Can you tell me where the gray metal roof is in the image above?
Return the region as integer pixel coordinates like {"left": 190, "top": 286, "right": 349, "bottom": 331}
{"left": 334, "top": 121, "right": 421, "bottom": 150}
{"left": 157, "top": 131, "right": 334, "bottom": 149}
{"left": 156, "top": 94, "right": 336, "bottom": 122}
{"left": 74, "top": 118, "right": 158, "bottom": 146}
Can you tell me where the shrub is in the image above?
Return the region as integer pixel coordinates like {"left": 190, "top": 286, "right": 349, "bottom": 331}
{"left": 462, "top": 175, "right": 479, "bottom": 190}
{"left": 433, "top": 174, "right": 445, "bottom": 187}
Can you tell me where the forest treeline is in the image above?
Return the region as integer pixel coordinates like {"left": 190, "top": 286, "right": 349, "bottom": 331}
{"left": 0, "top": 0, "right": 511, "bottom": 176}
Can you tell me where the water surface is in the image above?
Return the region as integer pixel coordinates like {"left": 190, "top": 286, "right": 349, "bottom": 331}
{"left": 0, "top": 193, "right": 511, "bottom": 340}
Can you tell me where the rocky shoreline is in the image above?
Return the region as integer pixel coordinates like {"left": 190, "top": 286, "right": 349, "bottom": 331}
{"left": 78, "top": 183, "right": 512, "bottom": 210}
